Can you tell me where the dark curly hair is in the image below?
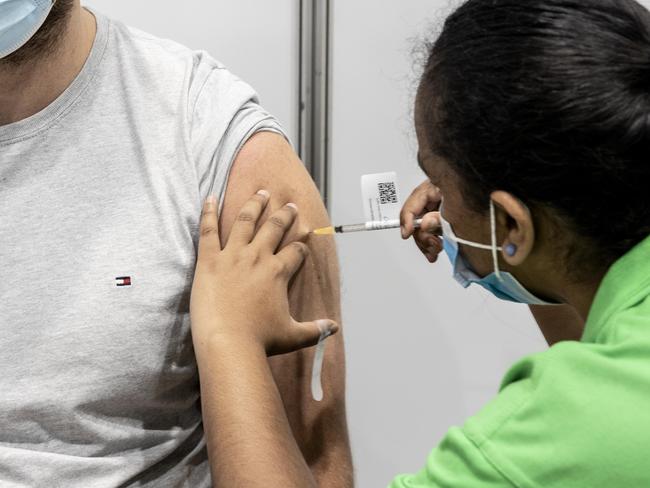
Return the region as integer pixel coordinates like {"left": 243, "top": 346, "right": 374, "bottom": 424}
{"left": 419, "top": 0, "right": 650, "bottom": 277}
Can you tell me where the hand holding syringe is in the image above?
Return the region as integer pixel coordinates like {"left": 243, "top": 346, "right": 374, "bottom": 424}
{"left": 312, "top": 172, "right": 430, "bottom": 236}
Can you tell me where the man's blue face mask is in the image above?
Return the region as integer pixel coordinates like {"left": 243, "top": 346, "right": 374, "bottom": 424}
{"left": 0, "top": 0, "right": 55, "bottom": 59}
{"left": 439, "top": 200, "right": 557, "bottom": 305}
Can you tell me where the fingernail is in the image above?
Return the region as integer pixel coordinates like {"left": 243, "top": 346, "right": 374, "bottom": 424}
{"left": 427, "top": 247, "right": 438, "bottom": 255}
{"left": 257, "top": 189, "right": 270, "bottom": 198}
{"left": 206, "top": 195, "right": 217, "bottom": 207}
{"left": 286, "top": 203, "right": 298, "bottom": 210}
{"left": 400, "top": 225, "right": 406, "bottom": 239}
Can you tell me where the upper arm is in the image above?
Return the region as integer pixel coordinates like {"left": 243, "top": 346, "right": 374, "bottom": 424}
{"left": 218, "top": 130, "right": 330, "bottom": 245}
{"left": 218, "top": 131, "right": 352, "bottom": 480}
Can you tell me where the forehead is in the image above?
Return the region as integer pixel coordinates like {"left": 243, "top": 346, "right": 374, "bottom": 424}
{"left": 414, "top": 138, "right": 454, "bottom": 192}
{"left": 417, "top": 150, "right": 445, "bottom": 185}
{"left": 413, "top": 83, "right": 453, "bottom": 186}
{"left": 414, "top": 87, "right": 428, "bottom": 136}
{"left": 414, "top": 84, "right": 438, "bottom": 159}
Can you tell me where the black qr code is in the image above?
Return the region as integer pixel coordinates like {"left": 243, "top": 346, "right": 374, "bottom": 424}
{"left": 378, "top": 182, "right": 398, "bottom": 204}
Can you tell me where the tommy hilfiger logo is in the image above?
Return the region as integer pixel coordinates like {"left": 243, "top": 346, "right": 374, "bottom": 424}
{"left": 115, "top": 276, "right": 132, "bottom": 287}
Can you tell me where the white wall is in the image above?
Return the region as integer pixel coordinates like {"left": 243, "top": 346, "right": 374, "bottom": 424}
{"left": 84, "top": 0, "right": 300, "bottom": 143}
{"left": 329, "top": 2, "right": 548, "bottom": 486}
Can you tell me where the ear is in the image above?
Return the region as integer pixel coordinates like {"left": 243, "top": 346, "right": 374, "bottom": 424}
{"left": 490, "top": 191, "right": 535, "bottom": 266}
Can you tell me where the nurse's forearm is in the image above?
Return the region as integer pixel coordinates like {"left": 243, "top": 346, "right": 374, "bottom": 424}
{"left": 195, "top": 336, "right": 316, "bottom": 488}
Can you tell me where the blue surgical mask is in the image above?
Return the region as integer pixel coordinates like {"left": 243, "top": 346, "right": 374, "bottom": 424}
{"left": 0, "top": 0, "right": 55, "bottom": 59}
{"left": 439, "top": 200, "right": 557, "bottom": 305}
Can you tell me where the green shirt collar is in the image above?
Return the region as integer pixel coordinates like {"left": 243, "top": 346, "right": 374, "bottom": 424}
{"left": 583, "top": 235, "right": 650, "bottom": 343}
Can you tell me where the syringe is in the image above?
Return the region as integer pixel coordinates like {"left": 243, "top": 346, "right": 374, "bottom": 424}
{"left": 312, "top": 218, "right": 423, "bottom": 235}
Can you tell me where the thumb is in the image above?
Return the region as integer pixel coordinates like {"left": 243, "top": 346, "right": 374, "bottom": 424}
{"left": 279, "top": 319, "right": 338, "bottom": 353}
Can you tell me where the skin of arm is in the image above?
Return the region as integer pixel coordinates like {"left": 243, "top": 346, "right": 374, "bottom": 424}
{"left": 195, "top": 335, "right": 321, "bottom": 487}
{"left": 209, "top": 131, "right": 353, "bottom": 486}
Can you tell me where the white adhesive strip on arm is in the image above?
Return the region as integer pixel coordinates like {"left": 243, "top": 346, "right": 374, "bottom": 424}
{"left": 311, "top": 321, "right": 332, "bottom": 402}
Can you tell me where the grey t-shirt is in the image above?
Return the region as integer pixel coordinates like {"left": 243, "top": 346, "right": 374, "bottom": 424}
{"left": 0, "top": 10, "right": 284, "bottom": 488}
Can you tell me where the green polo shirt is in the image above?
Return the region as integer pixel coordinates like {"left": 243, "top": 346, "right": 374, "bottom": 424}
{"left": 391, "top": 235, "right": 650, "bottom": 487}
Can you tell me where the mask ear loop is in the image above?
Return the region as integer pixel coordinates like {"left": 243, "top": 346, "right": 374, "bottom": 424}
{"left": 441, "top": 199, "right": 503, "bottom": 259}
{"left": 490, "top": 200, "right": 502, "bottom": 280}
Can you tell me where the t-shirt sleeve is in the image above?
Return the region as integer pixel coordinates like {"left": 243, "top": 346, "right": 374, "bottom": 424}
{"left": 389, "top": 427, "right": 513, "bottom": 488}
{"left": 188, "top": 57, "right": 287, "bottom": 207}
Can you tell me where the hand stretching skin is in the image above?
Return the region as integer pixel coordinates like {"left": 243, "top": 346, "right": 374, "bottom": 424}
{"left": 190, "top": 191, "right": 338, "bottom": 487}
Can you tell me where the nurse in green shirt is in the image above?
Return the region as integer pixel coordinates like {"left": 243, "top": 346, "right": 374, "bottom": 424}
{"left": 188, "top": 0, "right": 650, "bottom": 486}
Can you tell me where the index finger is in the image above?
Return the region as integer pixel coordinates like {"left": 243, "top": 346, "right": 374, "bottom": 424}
{"left": 226, "top": 190, "right": 271, "bottom": 248}
{"left": 197, "top": 195, "right": 221, "bottom": 258}
{"left": 400, "top": 181, "right": 441, "bottom": 239}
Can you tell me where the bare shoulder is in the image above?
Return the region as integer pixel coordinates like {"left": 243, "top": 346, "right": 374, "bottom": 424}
{"left": 219, "top": 131, "right": 330, "bottom": 243}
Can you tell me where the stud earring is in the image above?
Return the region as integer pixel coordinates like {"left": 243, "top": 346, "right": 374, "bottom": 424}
{"left": 505, "top": 243, "right": 517, "bottom": 257}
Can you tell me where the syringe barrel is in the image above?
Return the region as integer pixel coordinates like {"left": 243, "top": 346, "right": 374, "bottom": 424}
{"left": 337, "top": 223, "right": 369, "bottom": 233}
{"left": 339, "top": 219, "right": 401, "bottom": 233}
{"left": 337, "top": 218, "right": 421, "bottom": 234}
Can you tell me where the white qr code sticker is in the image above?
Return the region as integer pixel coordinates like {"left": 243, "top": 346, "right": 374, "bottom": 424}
{"left": 361, "top": 172, "right": 401, "bottom": 222}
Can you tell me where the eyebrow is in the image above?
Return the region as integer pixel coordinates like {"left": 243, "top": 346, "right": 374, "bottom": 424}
{"left": 417, "top": 152, "right": 442, "bottom": 188}
{"left": 417, "top": 151, "right": 425, "bottom": 172}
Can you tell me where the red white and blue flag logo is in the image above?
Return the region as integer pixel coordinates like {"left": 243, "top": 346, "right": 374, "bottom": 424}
{"left": 115, "top": 276, "right": 132, "bottom": 287}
